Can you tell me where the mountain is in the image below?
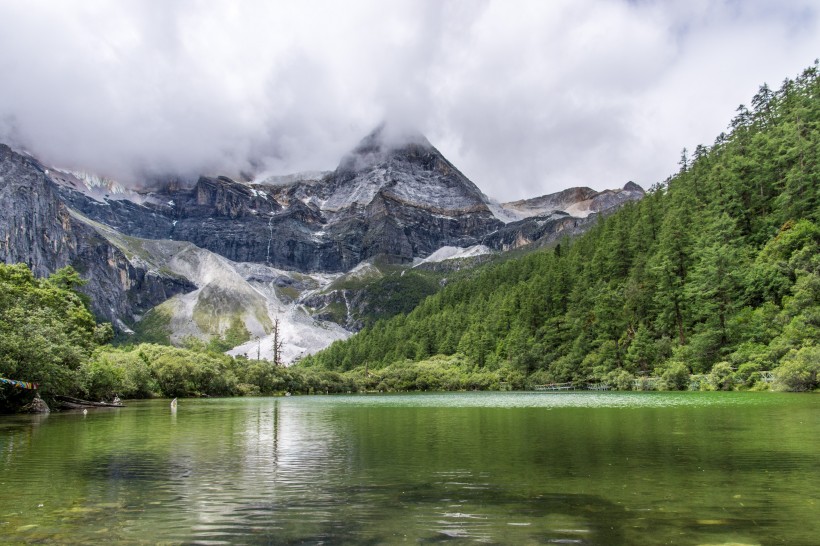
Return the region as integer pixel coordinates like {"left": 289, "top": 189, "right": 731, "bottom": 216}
{"left": 0, "top": 126, "right": 643, "bottom": 361}
{"left": 54, "top": 125, "right": 504, "bottom": 273}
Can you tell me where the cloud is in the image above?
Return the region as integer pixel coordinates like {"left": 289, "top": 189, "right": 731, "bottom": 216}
{"left": 0, "top": 0, "right": 818, "bottom": 199}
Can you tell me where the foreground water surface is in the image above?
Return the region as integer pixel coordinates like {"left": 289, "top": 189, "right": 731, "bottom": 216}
{"left": 0, "top": 392, "right": 817, "bottom": 545}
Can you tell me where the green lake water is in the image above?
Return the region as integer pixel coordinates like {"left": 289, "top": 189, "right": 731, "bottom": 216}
{"left": 0, "top": 392, "right": 818, "bottom": 545}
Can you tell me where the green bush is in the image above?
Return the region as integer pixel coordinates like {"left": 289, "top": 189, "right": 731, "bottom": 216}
{"left": 236, "top": 383, "right": 261, "bottom": 396}
{"left": 236, "top": 359, "right": 287, "bottom": 394}
{"left": 606, "top": 369, "right": 635, "bottom": 391}
{"left": 734, "top": 362, "right": 763, "bottom": 388}
{"left": 149, "top": 351, "right": 197, "bottom": 397}
{"left": 81, "top": 348, "right": 157, "bottom": 399}
{"left": 708, "top": 362, "right": 736, "bottom": 390}
{"left": 0, "top": 265, "right": 100, "bottom": 400}
{"left": 659, "top": 361, "right": 690, "bottom": 391}
{"left": 773, "top": 346, "right": 820, "bottom": 392}
{"left": 525, "top": 369, "right": 554, "bottom": 389}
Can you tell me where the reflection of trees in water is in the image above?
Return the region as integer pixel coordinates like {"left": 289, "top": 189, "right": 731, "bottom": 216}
{"left": 243, "top": 399, "right": 280, "bottom": 470}
{"left": 0, "top": 413, "right": 49, "bottom": 466}
{"left": 225, "top": 404, "right": 627, "bottom": 544}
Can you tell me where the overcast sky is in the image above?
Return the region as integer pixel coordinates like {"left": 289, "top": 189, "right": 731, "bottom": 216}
{"left": 0, "top": 0, "right": 818, "bottom": 200}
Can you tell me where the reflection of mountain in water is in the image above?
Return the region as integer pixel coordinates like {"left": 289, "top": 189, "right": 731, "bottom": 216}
{"left": 1, "top": 395, "right": 815, "bottom": 544}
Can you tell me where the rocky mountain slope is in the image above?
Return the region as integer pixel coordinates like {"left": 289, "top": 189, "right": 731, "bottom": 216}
{"left": 56, "top": 125, "right": 504, "bottom": 273}
{"left": 84, "top": 220, "right": 349, "bottom": 362}
{"left": 0, "top": 144, "right": 194, "bottom": 330}
{"left": 483, "top": 182, "right": 645, "bottom": 251}
{"left": 0, "top": 127, "right": 643, "bottom": 361}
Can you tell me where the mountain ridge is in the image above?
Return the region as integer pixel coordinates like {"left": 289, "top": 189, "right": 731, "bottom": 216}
{"left": 0, "top": 128, "right": 644, "bottom": 361}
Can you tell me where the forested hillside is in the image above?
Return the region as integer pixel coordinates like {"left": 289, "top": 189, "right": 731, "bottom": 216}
{"left": 301, "top": 63, "right": 820, "bottom": 391}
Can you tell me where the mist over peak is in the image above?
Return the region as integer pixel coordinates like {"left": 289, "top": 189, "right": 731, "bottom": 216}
{"left": 362, "top": 122, "right": 431, "bottom": 152}
{"left": 0, "top": 1, "right": 817, "bottom": 200}
{"left": 336, "top": 122, "right": 433, "bottom": 174}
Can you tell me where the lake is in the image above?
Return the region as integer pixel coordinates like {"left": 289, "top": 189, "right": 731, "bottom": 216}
{"left": 0, "top": 392, "right": 817, "bottom": 545}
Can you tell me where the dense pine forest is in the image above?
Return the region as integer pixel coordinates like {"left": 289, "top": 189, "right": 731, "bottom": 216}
{"left": 300, "top": 63, "right": 820, "bottom": 391}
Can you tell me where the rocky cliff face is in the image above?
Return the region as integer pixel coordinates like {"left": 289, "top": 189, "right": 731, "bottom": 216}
{"left": 0, "top": 144, "right": 193, "bottom": 327}
{"left": 483, "top": 182, "right": 645, "bottom": 251}
{"left": 482, "top": 212, "right": 596, "bottom": 251}
{"left": 54, "top": 126, "right": 504, "bottom": 273}
{"left": 50, "top": 129, "right": 644, "bottom": 278}
{"left": 495, "top": 182, "right": 645, "bottom": 221}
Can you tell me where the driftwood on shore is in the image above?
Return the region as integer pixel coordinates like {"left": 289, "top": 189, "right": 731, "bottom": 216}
{"left": 54, "top": 395, "right": 125, "bottom": 409}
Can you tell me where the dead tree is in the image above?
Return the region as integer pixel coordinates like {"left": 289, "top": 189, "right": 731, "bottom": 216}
{"left": 272, "top": 318, "right": 284, "bottom": 366}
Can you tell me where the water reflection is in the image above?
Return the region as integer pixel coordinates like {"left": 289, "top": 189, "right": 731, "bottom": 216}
{"left": 0, "top": 393, "right": 818, "bottom": 545}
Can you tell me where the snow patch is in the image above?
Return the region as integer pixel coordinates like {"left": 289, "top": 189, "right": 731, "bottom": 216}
{"left": 415, "top": 245, "right": 492, "bottom": 266}
{"left": 49, "top": 168, "right": 145, "bottom": 203}
{"left": 345, "top": 260, "right": 380, "bottom": 280}
{"left": 563, "top": 201, "right": 594, "bottom": 218}
{"left": 253, "top": 170, "right": 331, "bottom": 186}
{"left": 490, "top": 198, "right": 593, "bottom": 221}
{"left": 114, "top": 319, "right": 134, "bottom": 334}
{"left": 487, "top": 201, "right": 527, "bottom": 224}
{"left": 322, "top": 168, "right": 387, "bottom": 211}
{"left": 64, "top": 170, "right": 130, "bottom": 196}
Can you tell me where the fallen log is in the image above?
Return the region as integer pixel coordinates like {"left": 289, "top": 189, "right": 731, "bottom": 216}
{"left": 54, "top": 395, "right": 125, "bottom": 409}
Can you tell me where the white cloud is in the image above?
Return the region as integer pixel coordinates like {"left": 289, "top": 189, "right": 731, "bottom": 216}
{"left": 0, "top": 0, "right": 817, "bottom": 199}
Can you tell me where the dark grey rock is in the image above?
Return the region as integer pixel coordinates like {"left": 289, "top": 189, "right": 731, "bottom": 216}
{"left": 0, "top": 144, "right": 194, "bottom": 327}
{"left": 483, "top": 212, "right": 596, "bottom": 251}
{"left": 53, "top": 127, "right": 505, "bottom": 273}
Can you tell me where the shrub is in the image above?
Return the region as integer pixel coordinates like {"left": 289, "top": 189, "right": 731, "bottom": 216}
{"left": 236, "top": 383, "right": 261, "bottom": 396}
{"left": 237, "top": 360, "right": 287, "bottom": 394}
{"left": 734, "top": 362, "right": 763, "bottom": 387}
{"left": 81, "top": 348, "right": 157, "bottom": 399}
{"left": 606, "top": 369, "right": 635, "bottom": 391}
{"left": 659, "top": 361, "right": 690, "bottom": 391}
{"left": 709, "top": 362, "right": 736, "bottom": 390}
{"left": 773, "top": 346, "right": 820, "bottom": 392}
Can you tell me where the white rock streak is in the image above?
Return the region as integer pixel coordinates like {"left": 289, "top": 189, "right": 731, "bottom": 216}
{"left": 88, "top": 227, "right": 349, "bottom": 364}
{"left": 415, "top": 245, "right": 492, "bottom": 266}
